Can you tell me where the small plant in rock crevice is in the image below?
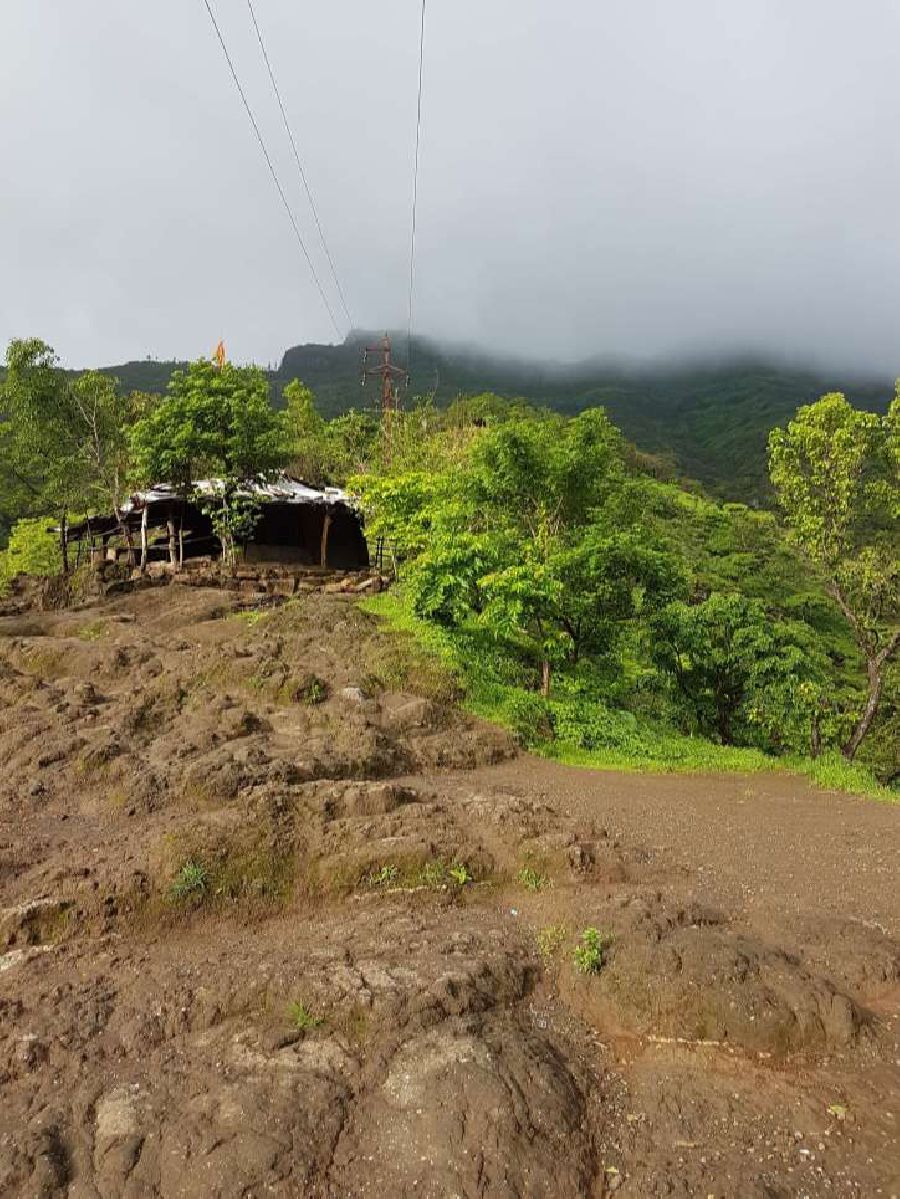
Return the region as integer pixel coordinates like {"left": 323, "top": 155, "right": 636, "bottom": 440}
{"left": 369, "top": 864, "right": 398, "bottom": 888}
{"left": 288, "top": 1001, "right": 323, "bottom": 1032}
{"left": 448, "top": 862, "right": 472, "bottom": 886}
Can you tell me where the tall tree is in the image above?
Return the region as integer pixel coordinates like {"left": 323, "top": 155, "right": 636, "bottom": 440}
{"left": 130, "top": 358, "right": 291, "bottom": 566}
{"left": 2, "top": 338, "right": 87, "bottom": 570}
{"left": 130, "top": 358, "right": 288, "bottom": 485}
{"left": 768, "top": 392, "right": 899, "bottom": 759}
{"left": 282, "top": 379, "right": 328, "bottom": 485}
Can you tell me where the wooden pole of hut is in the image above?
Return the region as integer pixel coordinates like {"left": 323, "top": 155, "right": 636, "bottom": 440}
{"left": 60, "top": 512, "right": 69, "bottom": 575}
{"left": 320, "top": 508, "right": 333, "bottom": 569}
{"left": 139, "top": 506, "right": 148, "bottom": 573}
{"left": 167, "top": 514, "right": 177, "bottom": 568}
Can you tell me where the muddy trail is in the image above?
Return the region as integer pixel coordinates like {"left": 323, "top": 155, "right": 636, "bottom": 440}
{"left": 0, "top": 582, "right": 896, "bottom": 1197}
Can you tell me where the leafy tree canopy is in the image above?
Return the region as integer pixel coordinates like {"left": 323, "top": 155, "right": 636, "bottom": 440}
{"left": 769, "top": 391, "right": 899, "bottom": 758}
{"left": 129, "top": 358, "right": 289, "bottom": 489}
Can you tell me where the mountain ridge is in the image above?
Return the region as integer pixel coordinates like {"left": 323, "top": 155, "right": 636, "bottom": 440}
{"left": 94, "top": 334, "right": 894, "bottom": 503}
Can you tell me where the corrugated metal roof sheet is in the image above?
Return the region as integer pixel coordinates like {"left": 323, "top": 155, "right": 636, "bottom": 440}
{"left": 124, "top": 475, "right": 351, "bottom": 512}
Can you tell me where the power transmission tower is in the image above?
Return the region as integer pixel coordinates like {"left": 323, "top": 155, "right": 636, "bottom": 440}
{"left": 361, "top": 335, "right": 409, "bottom": 462}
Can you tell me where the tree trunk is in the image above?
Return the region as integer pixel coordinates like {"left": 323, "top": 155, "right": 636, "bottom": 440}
{"left": 810, "top": 708, "right": 823, "bottom": 759}
{"left": 843, "top": 659, "right": 884, "bottom": 761}
{"left": 60, "top": 512, "right": 69, "bottom": 575}
{"left": 320, "top": 510, "right": 333, "bottom": 569}
{"left": 541, "top": 658, "right": 552, "bottom": 698}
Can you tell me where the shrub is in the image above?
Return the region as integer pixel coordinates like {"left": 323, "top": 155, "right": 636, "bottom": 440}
{"left": 573, "top": 927, "right": 607, "bottom": 975}
{"left": 0, "top": 517, "right": 62, "bottom": 593}
{"left": 505, "top": 691, "right": 554, "bottom": 747}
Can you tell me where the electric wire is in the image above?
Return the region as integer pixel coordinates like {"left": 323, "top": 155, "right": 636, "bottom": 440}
{"left": 200, "top": 0, "right": 342, "bottom": 339}
{"left": 245, "top": 0, "right": 353, "bottom": 331}
{"left": 406, "top": 0, "right": 427, "bottom": 370}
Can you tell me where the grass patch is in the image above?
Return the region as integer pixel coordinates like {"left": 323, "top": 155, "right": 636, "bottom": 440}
{"left": 361, "top": 590, "right": 895, "bottom": 802}
{"left": 166, "top": 838, "right": 294, "bottom": 913}
{"left": 75, "top": 620, "right": 107, "bottom": 642}
{"left": 362, "top": 858, "right": 474, "bottom": 891}
{"left": 169, "top": 860, "right": 208, "bottom": 903}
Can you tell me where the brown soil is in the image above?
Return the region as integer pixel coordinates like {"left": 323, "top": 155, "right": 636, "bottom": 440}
{"left": 0, "top": 583, "right": 897, "bottom": 1197}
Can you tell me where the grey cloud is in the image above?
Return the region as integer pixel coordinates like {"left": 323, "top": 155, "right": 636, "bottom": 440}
{"left": 1, "top": 0, "right": 899, "bottom": 374}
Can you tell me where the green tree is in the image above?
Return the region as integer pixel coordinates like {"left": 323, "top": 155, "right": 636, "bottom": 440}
{"left": 130, "top": 358, "right": 291, "bottom": 566}
{"left": 283, "top": 379, "right": 328, "bottom": 484}
{"left": 768, "top": 393, "right": 899, "bottom": 759}
{"left": 651, "top": 592, "right": 825, "bottom": 752}
{"left": 323, "top": 410, "right": 379, "bottom": 482}
{"left": 1, "top": 339, "right": 80, "bottom": 568}
{"left": 130, "top": 358, "right": 288, "bottom": 488}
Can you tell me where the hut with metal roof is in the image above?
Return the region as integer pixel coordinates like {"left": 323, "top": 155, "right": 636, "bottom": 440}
{"left": 65, "top": 475, "right": 369, "bottom": 571}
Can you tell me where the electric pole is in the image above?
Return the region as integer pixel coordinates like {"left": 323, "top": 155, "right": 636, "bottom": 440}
{"left": 361, "top": 334, "right": 409, "bottom": 463}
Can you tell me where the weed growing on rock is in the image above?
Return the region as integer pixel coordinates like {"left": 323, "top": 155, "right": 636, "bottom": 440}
{"left": 518, "top": 865, "right": 551, "bottom": 892}
{"left": 419, "top": 861, "right": 447, "bottom": 887}
{"left": 574, "top": 927, "right": 608, "bottom": 975}
{"left": 234, "top": 608, "right": 267, "bottom": 628}
{"left": 536, "top": 924, "right": 568, "bottom": 962}
{"left": 370, "top": 864, "right": 399, "bottom": 888}
{"left": 169, "top": 860, "right": 208, "bottom": 903}
{"left": 288, "top": 1001, "right": 323, "bottom": 1032}
{"left": 449, "top": 862, "right": 472, "bottom": 886}
{"left": 294, "top": 675, "right": 327, "bottom": 705}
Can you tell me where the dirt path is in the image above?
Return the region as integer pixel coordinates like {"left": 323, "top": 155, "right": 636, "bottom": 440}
{"left": 0, "top": 584, "right": 897, "bottom": 1197}
{"left": 460, "top": 758, "right": 900, "bottom": 935}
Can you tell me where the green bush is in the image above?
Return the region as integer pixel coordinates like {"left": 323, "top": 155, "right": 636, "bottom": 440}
{"left": 573, "top": 928, "right": 608, "bottom": 975}
{"left": 0, "top": 517, "right": 61, "bottom": 592}
{"left": 504, "top": 691, "right": 554, "bottom": 747}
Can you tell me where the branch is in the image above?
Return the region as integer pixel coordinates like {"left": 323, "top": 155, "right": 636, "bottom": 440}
{"left": 827, "top": 579, "right": 873, "bottom": 657}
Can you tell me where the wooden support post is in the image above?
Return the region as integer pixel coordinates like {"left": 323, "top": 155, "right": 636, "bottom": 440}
{"left": 167, "top": 518, "right": 177, "bottom": 567}
{"left": 320, "top": 510, "right": 333, "bottom": 569}
{"left": 140, "top": 507, "right": 148, "bottom": 573}
{"left": 60, "top": 513, "right": 69, "bottom": 575}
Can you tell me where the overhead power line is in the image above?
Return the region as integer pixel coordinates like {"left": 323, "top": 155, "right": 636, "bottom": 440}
{"left": 406, "top": 0, "right": 427, "bottom": 368}
{"left": 245, "top": 0, "right": 354, "bottom": 331}
{"left": 200, "top": 0, "right": 343, "bottom": 340}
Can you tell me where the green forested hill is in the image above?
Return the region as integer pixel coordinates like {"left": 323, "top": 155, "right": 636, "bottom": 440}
{"left": 97, "top": 334, "right": 893, "bottom": 503}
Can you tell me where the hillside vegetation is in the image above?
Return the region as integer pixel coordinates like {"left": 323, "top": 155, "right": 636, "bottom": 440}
{"left": 2, "top": 339, "right": 897, "bottom": 791}
{"left": 77, "top": 334, "right": 894, "bottom": 503}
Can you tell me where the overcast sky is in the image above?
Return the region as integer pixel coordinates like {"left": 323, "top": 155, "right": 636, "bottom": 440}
{"left": 2, "top": 1, "right": 899, "bottom": 373}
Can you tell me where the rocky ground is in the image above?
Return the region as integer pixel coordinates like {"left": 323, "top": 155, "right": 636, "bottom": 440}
{"left": 0, "top": 581, "right": 897, "bottom": 1197}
